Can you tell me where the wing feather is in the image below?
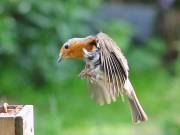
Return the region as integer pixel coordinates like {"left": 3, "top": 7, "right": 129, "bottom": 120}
{"left": 96, "top": 32, "right": 129, "bottom": 100}
{"left": 85, "top": 32, "right": 129, "bottom": 105}
{"left": 108, "top": 55, "right": 118, "bottom": 98}
{"left": 109, "top": 54, "right": 122, "bottom": 96}
{"left": 97, "top": 32, "right": 129, "bottom": 76}
{"left": 110, "top": 53, "right": 125, "bottom": 100}
{"left": 103, "top": 52, "right": 112, "bottom": 103}
{"left": 102, "top": 39, "right": 117, "bottom": 102}
{"left": 107, "top": 56, "right": 116, "bottom": 101}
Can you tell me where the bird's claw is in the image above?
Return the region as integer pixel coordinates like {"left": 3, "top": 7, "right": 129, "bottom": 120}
{"left": 79, "top": 70, "right": 87, "bottom": 79}
{"left": 79, "top": 69, "right": 94, "bottom": 79}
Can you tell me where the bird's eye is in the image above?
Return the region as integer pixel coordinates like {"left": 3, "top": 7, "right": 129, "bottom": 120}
{"left": 64, "top": 44, "right": 69, "bottom": 49}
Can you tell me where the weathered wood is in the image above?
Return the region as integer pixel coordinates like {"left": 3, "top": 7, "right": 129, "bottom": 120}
{"left": 0, "top": 105, "right": 34, "bottom": 135}
{"left": 0, "top": 117, "right": 15, "bottom": 135}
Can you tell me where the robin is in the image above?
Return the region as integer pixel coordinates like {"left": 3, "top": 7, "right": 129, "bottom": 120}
{"left": 58, "top": 32, "right": 148, "bottom": 123}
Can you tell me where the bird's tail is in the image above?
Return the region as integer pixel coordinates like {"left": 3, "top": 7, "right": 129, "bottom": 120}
{"left": 124, "top": 79, "right": 148, "bottom": 123}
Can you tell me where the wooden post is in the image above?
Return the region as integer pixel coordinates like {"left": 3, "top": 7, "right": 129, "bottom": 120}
{"left": 0, "top": 105, "right": 34, "bottom": 135}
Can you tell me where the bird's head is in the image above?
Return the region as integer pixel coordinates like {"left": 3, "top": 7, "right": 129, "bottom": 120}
{"left": 58, "top": 35, "right": 97, "bottom": 62}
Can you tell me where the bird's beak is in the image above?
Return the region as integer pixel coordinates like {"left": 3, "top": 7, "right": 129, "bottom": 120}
{"left": 57, "top": 53, "right": 62, "bottom": 63}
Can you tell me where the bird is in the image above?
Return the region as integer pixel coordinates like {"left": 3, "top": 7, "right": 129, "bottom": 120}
{"left": 58, "top": 32, "right": 148, "bottom": 123}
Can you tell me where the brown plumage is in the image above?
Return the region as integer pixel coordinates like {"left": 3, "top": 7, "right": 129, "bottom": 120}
{"left": 58, "top": 32, "right": 148, "bottom": 123}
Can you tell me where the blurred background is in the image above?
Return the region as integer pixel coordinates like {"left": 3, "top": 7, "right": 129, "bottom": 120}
{"left": 0, "top": 0, "right": 180, "bottom": 135}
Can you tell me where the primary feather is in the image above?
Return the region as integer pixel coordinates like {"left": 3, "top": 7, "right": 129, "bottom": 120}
{"left": 96, "top": 32, "right": 128, "bottom": 100}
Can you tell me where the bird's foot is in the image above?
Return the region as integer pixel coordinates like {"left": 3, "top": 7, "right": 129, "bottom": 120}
{"left": 79, "top": 69, "right": 94, "bottom": 79}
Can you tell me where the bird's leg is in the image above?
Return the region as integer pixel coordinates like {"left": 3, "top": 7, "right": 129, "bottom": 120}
{"left": 79, "top": 69, "right": 87, "bottom": 78}
{"left": 79, "top": 64, "right": 94, "bottom": 79}
{"left": 79, "top": 68, "right": 94, "bottom": 79}
{"left": 79, "top": 68, "right": 103, "bottom": 82}
{"left": 79, "top": 64, "right": 88, "bottom": 78}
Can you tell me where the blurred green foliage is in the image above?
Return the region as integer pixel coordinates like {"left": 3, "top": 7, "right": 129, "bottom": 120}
{"left": 0, "top": 0, "right": 101, "bottom": 91}
{"left": 0, "top": 0, "right": 180, "bottom": 135}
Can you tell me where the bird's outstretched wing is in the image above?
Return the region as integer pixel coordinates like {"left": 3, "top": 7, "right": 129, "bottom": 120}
{"left": 88, "top": 32, "right": 129, "bottom": 105}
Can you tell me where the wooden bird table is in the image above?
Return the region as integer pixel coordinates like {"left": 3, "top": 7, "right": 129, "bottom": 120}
{"left": 0, "top": 105, "right": 34, "bottom": 135}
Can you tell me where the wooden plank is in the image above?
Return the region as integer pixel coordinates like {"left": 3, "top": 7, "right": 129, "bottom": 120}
{"left": 0, "top": 105, "right": 34, "bottom": 135}
{"left": 0, "top": 117, "right": 15, "bottom": 135}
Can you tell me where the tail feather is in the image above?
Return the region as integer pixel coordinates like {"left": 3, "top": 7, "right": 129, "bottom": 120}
{"left": 128, "top": 91, "right": 148, "bottom": 123}
{"left": 124, "top": 79, "right": 148, "bottom": 123}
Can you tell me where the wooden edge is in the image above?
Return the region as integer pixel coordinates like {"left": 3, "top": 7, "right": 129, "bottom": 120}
{"left": 16, "top": 105, "right": 34, "bottom": 135}
{"left": 0, "top": 105, "right": 24, "bottom": 117}
{"left": 16, "top": 105, "right": 33, "bottom": 117}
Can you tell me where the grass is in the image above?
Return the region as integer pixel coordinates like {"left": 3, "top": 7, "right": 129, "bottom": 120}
{"left": 1, "top": 65, "right": 180, "bottom": 135}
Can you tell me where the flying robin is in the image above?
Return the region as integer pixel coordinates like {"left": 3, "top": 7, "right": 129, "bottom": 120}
{"left": 58, "top": 32, "right": 148, "bottom": 123}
